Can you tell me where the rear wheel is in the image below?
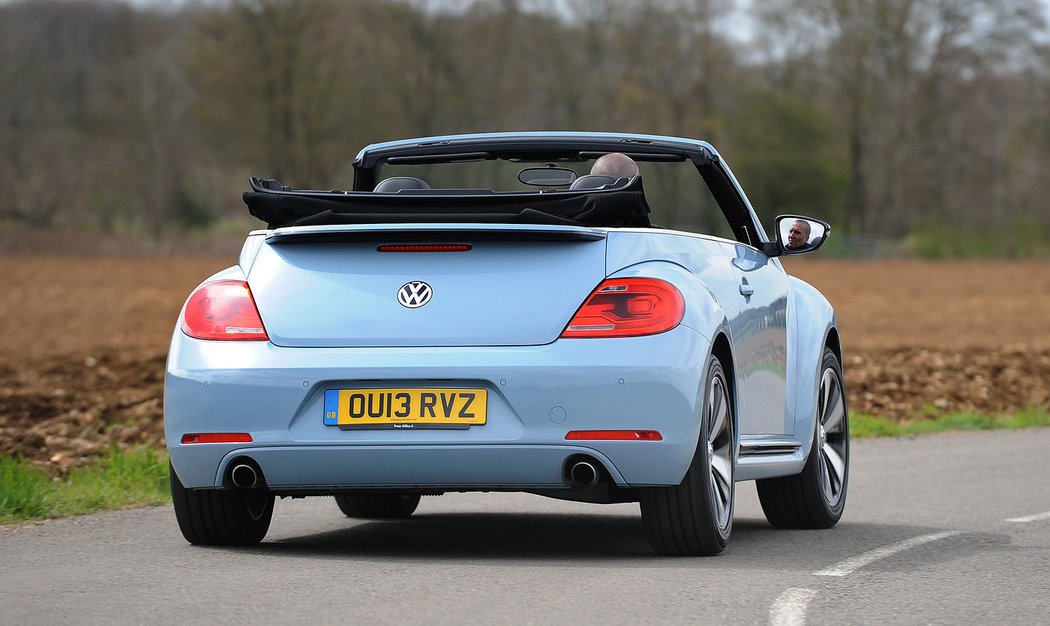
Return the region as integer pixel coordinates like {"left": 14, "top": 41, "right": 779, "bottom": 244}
{"left": 757, "top": 347, "right": 849, "bottom": 528}
{"left": 335, "top": 494, "right": 421, "bottom": 519}
{"left": 170, "top": 463, "right": 274, "bottom": 546}
{"left": 640, "top": 355, "right": 735, "bottom": 556}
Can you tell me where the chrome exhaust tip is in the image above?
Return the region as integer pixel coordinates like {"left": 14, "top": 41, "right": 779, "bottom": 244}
{"left": 231, "top": 463, "right": 259, "bottom": 489}
{"left": 569, "top": 461, "right": 599, "bottom": 487}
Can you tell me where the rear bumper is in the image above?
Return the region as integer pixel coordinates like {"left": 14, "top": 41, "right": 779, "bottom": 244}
{"left": 214, "top": 445, "right": 626, "bottom": 490}
{"left": 165, "top": 325, "right": 710, "bottom": 489}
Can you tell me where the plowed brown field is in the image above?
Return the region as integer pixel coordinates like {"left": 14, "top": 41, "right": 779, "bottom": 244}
{"left": 1, "top": 254, "right": 1048, "bottom": 469}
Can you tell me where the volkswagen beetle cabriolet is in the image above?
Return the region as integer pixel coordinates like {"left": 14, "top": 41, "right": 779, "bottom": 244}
{"left": 165, "top": 132, "right": 849, "bottom": 556}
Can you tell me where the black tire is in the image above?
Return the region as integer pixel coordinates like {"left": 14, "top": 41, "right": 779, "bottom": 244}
{"left": 757, "top": 347, "right": 849, "bottom": 529}
{"left": 640, "top": 355, "right": 735, "bottom": 556}
{"left": 170, "top": 463, "right": 274, "bottom": 546}
{"left": 335, "top": 493, "right": 421, "bottom": 519}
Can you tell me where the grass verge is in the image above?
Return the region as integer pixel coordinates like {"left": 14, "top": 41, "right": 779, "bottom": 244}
{"left": 852, "top": 407, "right": 1050, "bottom": 438}
{"left": 0, "top": 446, "right": 169, "bottom": 524}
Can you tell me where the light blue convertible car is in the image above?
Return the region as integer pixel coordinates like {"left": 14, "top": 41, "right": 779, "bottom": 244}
{"left": 165, "top": 132, "right": 849, "bottom": 555}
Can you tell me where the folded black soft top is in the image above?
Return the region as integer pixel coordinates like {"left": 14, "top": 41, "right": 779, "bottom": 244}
{"left": 243, "top": 177, "right": 652, "bottom": 229}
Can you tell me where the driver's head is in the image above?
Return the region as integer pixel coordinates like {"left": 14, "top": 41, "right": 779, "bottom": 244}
{"left": 590, "top": 153, "right": 640, "bottom": 179}
{"left": 787, "top": 220, "right": 811, "bottom": 249}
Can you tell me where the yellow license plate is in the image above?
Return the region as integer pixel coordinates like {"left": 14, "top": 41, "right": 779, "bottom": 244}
{"left": 323, "top": 388, "right": 487, "bottom": 429}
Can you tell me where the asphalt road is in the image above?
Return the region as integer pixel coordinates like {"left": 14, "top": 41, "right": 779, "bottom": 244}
{"left": 2, "top": 428, "right": 1049, "bottom": 625}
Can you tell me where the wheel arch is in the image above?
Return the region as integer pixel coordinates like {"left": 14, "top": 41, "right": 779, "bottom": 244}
{"left": 710, "top": 331, "right": 738, "bottom": 451}
{"left": 640, "top": 327, "right": 738, "bottom": 556}
{"left": 669, "top": 328, "right": 737, "bottom": 486}
{"left": 825, "top": 326, "right": 842, "bottom": 363}
{"left": 787, "top": 275, "right": 838, "bottom": 454}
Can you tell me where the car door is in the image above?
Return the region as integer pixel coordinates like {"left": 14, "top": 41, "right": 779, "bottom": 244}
{"left": 723, "top": 243, "right": 790, "bottom": 436}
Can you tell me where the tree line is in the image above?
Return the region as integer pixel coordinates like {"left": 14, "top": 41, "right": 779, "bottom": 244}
{"left": 1, "top": 0, "right": 1048, "bottom": 254}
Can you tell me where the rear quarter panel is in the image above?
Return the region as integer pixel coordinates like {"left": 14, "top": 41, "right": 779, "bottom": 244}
{"left": 605, "top": 230, "right": 735, "bottom": 342}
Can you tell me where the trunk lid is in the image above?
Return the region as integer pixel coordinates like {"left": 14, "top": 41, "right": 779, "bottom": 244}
{"left": 246, "top": 224, "right": 608, "bottom": 347}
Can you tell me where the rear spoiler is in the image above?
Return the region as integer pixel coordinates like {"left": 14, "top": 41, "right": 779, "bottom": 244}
{"left": 263, "top": 223, "right": 608, "bottom": 245}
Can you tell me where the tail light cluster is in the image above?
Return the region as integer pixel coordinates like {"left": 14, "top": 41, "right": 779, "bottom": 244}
{"left": 561, "top": 278, "right": 684, "bottom": 338}
{"left": 181, "top": 280, "right": 268, "bottom": 341}
{"left": 180, "top": 276, "right": 680, "bottom": 342}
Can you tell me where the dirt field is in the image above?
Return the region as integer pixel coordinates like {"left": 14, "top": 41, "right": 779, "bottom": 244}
{"left": 1, "top": 254, "right": 1048, "bottom": 468}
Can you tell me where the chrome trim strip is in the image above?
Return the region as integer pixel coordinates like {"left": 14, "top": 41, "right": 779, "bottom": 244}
{"left": 739, "top": 440, "right": 802, "bottom": 456}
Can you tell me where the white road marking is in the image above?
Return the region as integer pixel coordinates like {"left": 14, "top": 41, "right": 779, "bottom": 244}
{"left": 769, "top": 530, "right": 961, "bottom": 623}
{"left": 769, "top": 588, "right": 818, "bottom": 626}
{"left": 1005, "top": 511, "right": 1050, "bottom": 523}
{"left": 813, "top": 531, "right": 961, "bottom": 577}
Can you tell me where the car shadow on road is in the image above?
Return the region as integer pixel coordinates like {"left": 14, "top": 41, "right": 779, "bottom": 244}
{"left": 230, "top": 512, "right": 1010, "bottom": 571}
{"left": 259, "top": 511, "right": 654, "bottom": 562}
{"left": 238, "top": 510, "right": 911, "bottom": 563}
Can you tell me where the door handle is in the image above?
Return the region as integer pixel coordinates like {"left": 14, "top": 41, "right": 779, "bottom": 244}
{"left": 739, "top": 283, "right": 754, "bottom": 297}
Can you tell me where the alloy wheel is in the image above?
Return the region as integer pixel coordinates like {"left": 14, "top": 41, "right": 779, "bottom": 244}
{"left": 708, "top": 369, "right": 734, "bottom": 531}
{"left": 817, "top": 366, "right": 848, "bottom": 507}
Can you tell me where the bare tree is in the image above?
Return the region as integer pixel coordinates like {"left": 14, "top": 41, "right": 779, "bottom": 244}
{"left": 1, "top": 0, "right": 1049, "bottom": 250}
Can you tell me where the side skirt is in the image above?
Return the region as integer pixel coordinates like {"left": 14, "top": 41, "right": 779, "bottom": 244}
{"left": 736, "top": 438, "right": 805, "bottom": 481}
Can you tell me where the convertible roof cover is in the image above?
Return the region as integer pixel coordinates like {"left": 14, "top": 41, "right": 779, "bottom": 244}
{"left": 243, "top": 175, "right": 652, "bottom": 229}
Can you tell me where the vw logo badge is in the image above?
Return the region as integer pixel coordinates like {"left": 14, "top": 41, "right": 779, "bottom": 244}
{"left": 397, "top": 281, "right": 433, "bottom": 308}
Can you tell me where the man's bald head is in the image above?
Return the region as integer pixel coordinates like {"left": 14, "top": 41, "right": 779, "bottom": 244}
{"left": 786, "top": 219, "right": 812, "bottom": 249}
{"left": 590, "top": 153, "right": 640, "bottom": 179}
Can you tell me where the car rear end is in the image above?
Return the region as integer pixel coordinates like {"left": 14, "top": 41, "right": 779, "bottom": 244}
{"left": 164, "top": 224, "right": 708, "bottom": 496}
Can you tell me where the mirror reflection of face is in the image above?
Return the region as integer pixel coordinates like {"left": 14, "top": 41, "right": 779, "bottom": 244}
{"left": 786, "top": 220, "right": 811, "bottom": 249}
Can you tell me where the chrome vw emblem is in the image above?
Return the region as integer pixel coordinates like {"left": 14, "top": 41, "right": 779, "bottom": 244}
{"left": 397, "top": 281, "right": 433, "bottom": 308}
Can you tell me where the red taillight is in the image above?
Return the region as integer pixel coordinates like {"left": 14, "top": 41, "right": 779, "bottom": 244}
{"left": 180, "top": 280, "right": 268, "bottom": 341}
{"left": 561, "top": 278, "right": 684, "bottom": 338}
{"left": 181, "top": 433, "right": 253, "bottom": 444}
{"left": 377, "top": 244, "right": 472, "bottom": 252}
{"left": 565, "top": 430, "right": 663, "bottom": 441}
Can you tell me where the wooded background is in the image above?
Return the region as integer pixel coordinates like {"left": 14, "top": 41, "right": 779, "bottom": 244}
{"left": 2, "top": 0, "right": 1048, "bottom": 256}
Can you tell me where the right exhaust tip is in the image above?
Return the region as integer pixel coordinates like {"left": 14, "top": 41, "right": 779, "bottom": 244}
{"left": 569, "top": 460, "right": 599, "bottom": 487}
{"left": 231, "top": 463, "right": 259, "bottom": 489}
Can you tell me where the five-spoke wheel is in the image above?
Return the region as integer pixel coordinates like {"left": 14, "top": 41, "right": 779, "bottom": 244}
{"left": 757, "top": 347, "right": 849, "bottom": 528}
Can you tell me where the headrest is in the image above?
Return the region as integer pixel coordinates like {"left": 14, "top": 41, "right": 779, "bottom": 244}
{"left": 258, "top": 178, "right": 290, "bottom": 191}
{"left": 374, "top": 176, "right": 432, "bottom": 192}
{"left": 569, "top": 174, "right": 625, "bottom": 191}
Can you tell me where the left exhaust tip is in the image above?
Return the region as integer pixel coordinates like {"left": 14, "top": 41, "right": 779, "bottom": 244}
{"left": 569, "top": 460, "right": 599, "bottom": 487}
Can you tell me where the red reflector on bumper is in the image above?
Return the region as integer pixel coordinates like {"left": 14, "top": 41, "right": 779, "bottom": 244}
{"left": 565, "top": 430, "right": 663, "bottom": 441}
{"left": 181, "top": 433, "right": 253, "bottom": 444}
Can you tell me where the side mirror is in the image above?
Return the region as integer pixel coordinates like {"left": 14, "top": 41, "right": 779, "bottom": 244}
{"left": 766, "top": 215, "right": 831, "bottom": 256}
